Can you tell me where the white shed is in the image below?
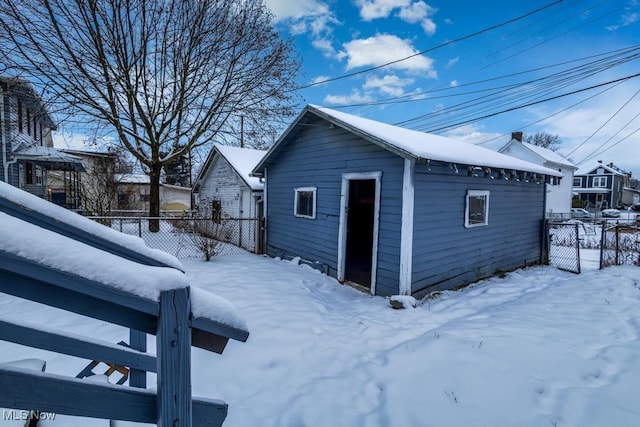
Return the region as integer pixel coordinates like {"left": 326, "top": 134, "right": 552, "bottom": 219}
{"left": 193, "top": 144, "right": 266, "bottom": 251}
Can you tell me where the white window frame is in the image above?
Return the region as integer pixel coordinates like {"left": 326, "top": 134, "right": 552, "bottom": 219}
{"left": 465, "top": 190, "right": 490, "bottom": 228}
{"left": 573, "top": 177, "right": 581, "bottom": 187}
{"left": 294, "top": 187, "right": 317, "bottom": 219}
{"left": 593, "top": 176, "right": 607, "bottom": 187}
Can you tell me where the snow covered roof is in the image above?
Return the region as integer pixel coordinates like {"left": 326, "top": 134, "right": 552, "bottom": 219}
{"left": 0, "top": 180, "right": 182, "bottom": 271}
{"left": 115, "top": 173, "right": 150, "bottom": 184}
{"left": 12, "top": 145, "right": 85, "bottom": 171}
{"left": 254, "top": 105, "right": 562, "bottom": 177}
{"left": 197, "top": 144, "right": 266, "bottom": 191}
{"left": 500, "top": 139, "right": 576, "bottom": 169}
{"left": 575, "top": 161, "right": 626, "bottom": 176}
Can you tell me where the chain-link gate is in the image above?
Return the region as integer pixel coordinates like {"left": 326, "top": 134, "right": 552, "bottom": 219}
{"left": 546, "top": 221, "right": 580, "bottom": 273}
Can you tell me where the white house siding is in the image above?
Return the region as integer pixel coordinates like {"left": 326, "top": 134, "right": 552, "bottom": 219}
{"left": 500, "top": 143, "right": 574, "bottom": 215}
{"left": 198, "top": 154, "right": 261, "bottom": 251}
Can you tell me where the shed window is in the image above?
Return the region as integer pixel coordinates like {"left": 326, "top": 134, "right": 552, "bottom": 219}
{"left": 465, "top": 190, "right": 490, "bottom": 228}
{"left": 593, "top": 177, "right": 607, "bottom": 187}
{"left": 294, "top": 187, "right": 316, "bottom": 219}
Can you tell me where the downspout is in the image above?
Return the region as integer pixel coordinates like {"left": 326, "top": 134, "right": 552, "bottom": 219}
{"left": 1, "top": 87, "right": 18, "bottom": 183}
{"left": 1, "top": 84, "right": 13, "bottom": 182}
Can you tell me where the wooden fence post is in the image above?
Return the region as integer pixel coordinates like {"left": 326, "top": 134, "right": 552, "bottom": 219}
{"left": 129, "top": 329, "right": 147, "bottom": 388}
{"left": 157, "top": 288, "right": 192, "bottom": 427}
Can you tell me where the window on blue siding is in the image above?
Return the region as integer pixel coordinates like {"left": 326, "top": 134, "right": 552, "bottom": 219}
{"left": 465, "top": 190, "right": 490, "bottom": 228}
{"left": 294, "top": 187, "right": 316, "bottom": 219}
{"left": 593, "top": 176, "right": 607, "bottom": 187}
{"left": 573, "top": 177, "right": 581, "bottom": 187}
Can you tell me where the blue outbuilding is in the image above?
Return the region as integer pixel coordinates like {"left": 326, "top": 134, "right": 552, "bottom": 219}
{"left": 253, "top": 105, "right": 562, "bottom": 297}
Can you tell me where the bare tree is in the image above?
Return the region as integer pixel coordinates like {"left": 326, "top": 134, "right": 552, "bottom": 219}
{"left": 0, "top": 0, "right": 301, "bottom": 230}
{"left": 524, "top": 132, "right": 562, "bottom": 151}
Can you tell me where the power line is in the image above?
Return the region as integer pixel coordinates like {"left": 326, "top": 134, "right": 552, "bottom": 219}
{"left": 394, "top": 48, "right": 640, "bottom": 130}
{"left": 565, "top": 87, "right": 640, "bottom": 157}
{"left": 420, "top": 72, "right": 640, "bottom": 134}
{"left": 475, "top": 79, "right": 627, "bottom": 146}
{"left": 294, "top": 0, "right": 563, "bottom": 91}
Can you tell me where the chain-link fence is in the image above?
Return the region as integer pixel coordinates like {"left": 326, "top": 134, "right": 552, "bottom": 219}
{"left": 546, "top": 221, "right": 581, "bottom": 274}
{"left": 89, "top": 216, "right": 264, "bottom": 259}
{"left": 600, "top": 224, "right": 640, "bottom": 268}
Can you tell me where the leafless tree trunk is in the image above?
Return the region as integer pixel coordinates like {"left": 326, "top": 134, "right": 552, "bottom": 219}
{"left": 0, "top": 0, "right": 301, "bottom": 231}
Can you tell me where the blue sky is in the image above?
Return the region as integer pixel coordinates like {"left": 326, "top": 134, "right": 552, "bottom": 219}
{"left": 264, "top": 0, "right": 640, "bottom": 177}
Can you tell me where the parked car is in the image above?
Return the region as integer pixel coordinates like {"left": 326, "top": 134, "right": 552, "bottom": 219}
{"left": 571, "top": 208, "right": 593, "bottom": 219}
{"left": 601, "top": 208, "right": 621, "bottom": 218}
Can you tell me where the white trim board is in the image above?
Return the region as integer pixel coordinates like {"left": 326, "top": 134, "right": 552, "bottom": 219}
{"left": 399, "top": 159, "right": 415, "bottom": 295}
{"left": 337, "top": 171, "right": 382, "bottom": 295}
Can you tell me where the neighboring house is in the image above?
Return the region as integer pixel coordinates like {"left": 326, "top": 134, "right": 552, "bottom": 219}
{"left": 572, "top": 161, "right": 630, "bottom": 210}
{"left": 0, "top": 76, "right": 84, "bottom": 207}
{"left": 498, "top": 132, "right": 576, "bottom": 217}
{"left": 115, "top": 173, "right": 191, "bottom": 213}
{"left": 253, "top": 105, "right": 561, "bottom": 297}
{"left": 49, "top": 148, "right": 118, "bottom": 214}
{"left": 193, "top": 143, "right": 266, "bottom": 252}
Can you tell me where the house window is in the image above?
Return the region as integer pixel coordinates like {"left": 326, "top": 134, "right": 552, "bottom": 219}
{"left": 117, "top": 193, "right": 130, "bottom": 209}
{"left": 25, "top": 162, "right": 34, "bottom": 185}
{"left": 26, "top": 110, "right": 31, "bottom": 136}
{"left": 35, "top": 166, "right": 43, "bottom": 185}
{"left": 593, "top": 176, "right": 607, "bottom": 187}
{"left": 294, "top": 187, "right": 316, "bottom": 219}
{"left": 465, "top": 190, "right": 490, "bottom": 228}
{"left": 573, "top": 177, "right": 581, "bottom": 187}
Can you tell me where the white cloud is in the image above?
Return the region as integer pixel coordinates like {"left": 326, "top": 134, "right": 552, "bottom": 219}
{"left": 265, "top": 0, "right": 330, "bottom": 21}
{"left": 311, "top": 75, "right": 331, "bottom": 85}
{"left": 446, "top": 56, "right": 459, "bottom": 68}
{"left": 363, "top": 75, "right": 415, "bottom": 96}
{"left": 356, "top": 0, "right": 437, "bottom": 35}
{"left": 605, "top": 2, "right": 639, "bottom": 31}
{"left": 312, "top": 38, "right": 340, "bottom": 58}
{"left": 265, "top": 0, "right": 340, "bottom": 58}
{"left": 398, "top": 1, "right": 437, "bottom": 35}
{"left": 355, "top": 0, "right": 410, "bottom": 20}
{"left": 324, "top": 91, "right": 374, "bottom": 105}
{"left": 340, "top": 34, "right": 437, "bottom": 76}
{"left": 444, "top": 124, "right": 502, "bottom": 147}
{"left": 450, "top": 80, "right": 458, "bottom": 87}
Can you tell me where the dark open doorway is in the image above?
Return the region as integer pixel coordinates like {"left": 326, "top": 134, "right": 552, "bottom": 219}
{"left": 345, "top": 179, "right": 376, "bottom": 288}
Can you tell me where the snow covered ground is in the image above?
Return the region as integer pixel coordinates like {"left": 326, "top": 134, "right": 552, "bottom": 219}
{"left": 2, "top": 252, "right": 640, "bottom": 426}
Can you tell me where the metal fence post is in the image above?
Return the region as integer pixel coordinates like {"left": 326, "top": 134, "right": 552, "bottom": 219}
{"left": 138, "top": 217, "right": 142, "bottom": 237}
{"left": 615, "top": 225, "right": 620, "bottom": 266}
{"left": 575, "top": 222, "right": 581, "bottom": 274}
{"left": 599, "top": 222, "right": 605, "bottom": 269}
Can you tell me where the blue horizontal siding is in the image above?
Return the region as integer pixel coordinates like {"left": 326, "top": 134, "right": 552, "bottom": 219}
{"left": 410, "top": 162, "right": 545, "bottom": 295}
{"left": 266, "top": 115, "right": 403, "bottom": 295}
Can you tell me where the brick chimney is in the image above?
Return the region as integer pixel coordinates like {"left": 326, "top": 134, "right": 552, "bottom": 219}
{"left": 511, "top": 131, "right": 523, "bottom": 142}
